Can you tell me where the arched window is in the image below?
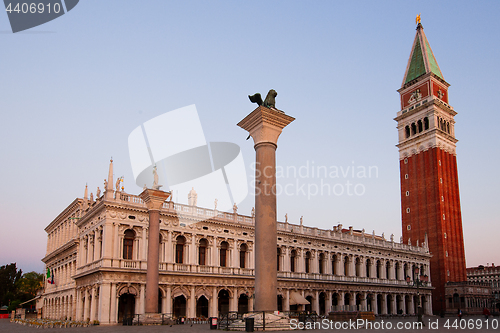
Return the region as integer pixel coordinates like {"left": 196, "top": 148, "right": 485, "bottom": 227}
{"left": 417, "top": 120, "right": 423, "bottom": 133}
{"left": 175, "top": 236, "right": 185, "bottom": 264}
{"left": 277, "top": 248, "right": 281, "bottom": 271}
{"left": 424, "top": 117, "right": 429, "bottom": 130}
{"left": 344, "top": 256, "right": 349, "bottom": 276}
{"left": 240, "top": 243, "right": 247, "bottom": 268}
{"left": 386, "top": 261, "right": 391, "bottom": 279}
{"left": 405, "top": 126, "right": 410, "bottom": 138}
{"left": 123, "top": 229, "right": 135, "bottom": 260}
{"left": 318, "top": 253, "right": 324, "bottom": 274}
{"left": 332, "top": 255, "right": 337, "bottom": 275}
{"left": 290, "top": 250, "right": 297, "bottom": 272}
{"left": 199, "top": 239, "right": 207, "bottom": 266}
{"left": 376, "top": 260, "right": 381, "bottom": 278}
{"left": 220, "top": 241, "right": 228, "bottom": 267}
{"left": 305, "top": 251, "right": 311, "bottom": 273}
{"left": 411, "top": 123, "right": 417, "bottom": 136}
{"left": 366, "top": 259, "right": 371, "bottom": 278}
{"left": 355, "top": 257, "right": 361, "bottom": 277}
{"left": 447, "top": 122, "right": 450, "bottom": 134}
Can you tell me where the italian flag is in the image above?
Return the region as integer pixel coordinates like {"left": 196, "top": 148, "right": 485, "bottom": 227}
{"left": 46, "top": 268, "right": 54, "bottom": 284}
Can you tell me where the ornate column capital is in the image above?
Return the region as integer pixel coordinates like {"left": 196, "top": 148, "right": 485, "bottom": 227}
{"left": 139, "top": 189, "right": 171, "bottom": 211}
{"left": 237, "top": 106, "right": 295, "bottom": 147}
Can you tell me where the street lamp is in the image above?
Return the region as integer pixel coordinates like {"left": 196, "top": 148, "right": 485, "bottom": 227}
{"left": 406, "top": 267, "right": 429, "bottom": 324}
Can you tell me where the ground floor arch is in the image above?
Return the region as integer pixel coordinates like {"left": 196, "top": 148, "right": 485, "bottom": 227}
{"left": 196, "top": 295, "right": 209, "bottom": 318}
{"left": 218, "top": 289, "right": 230, "bottom": 314}
{"left": 118, "top": 293, "right": 136, "bottom": 323}
{"left": 173, "top": 295, "right": 187, "bottom": 318}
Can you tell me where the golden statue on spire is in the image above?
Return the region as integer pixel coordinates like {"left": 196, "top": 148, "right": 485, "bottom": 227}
{"left": 416, "top": 13, "right": 421, "bottom": 25}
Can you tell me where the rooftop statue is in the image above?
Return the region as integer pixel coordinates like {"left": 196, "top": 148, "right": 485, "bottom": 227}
{"left": 152, "top": 165, "right": 161, "bottom": 190}
{"left": 249, "top": 89, "right": 278, "bottom": 109}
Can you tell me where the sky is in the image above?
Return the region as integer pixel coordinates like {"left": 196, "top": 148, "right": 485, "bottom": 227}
{"left": 0, "top": 1, "right": 499, "bottom": 273}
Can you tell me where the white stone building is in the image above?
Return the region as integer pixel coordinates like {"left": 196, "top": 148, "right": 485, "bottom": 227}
{"left": 39, "top": 162, "right": 433, "bottom": 324}
{"left": 466, "top": 264, "right": 498, "bottom": 311}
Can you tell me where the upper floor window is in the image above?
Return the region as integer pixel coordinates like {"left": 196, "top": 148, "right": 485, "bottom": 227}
{"left": 290, "top": 250, "right": 297, "bottom": 272}
{"left": 240, "top": 243, "right": 247, "bottom": 268}
{"left": 175, "top": 236, "right": 186, "bottom": 264}
{"left": 318, "top": 253, "right": 325, "bottom": 274}
{"left": 199, "top": 239, "right": 208, "bottom": 266}
{"left": 123, "top": 229, "right": 135, "bottom": 260}
{"left": 305, "top": 251, "right": 311, "bottom": 273}
{"left": 277, "top": 248, "right": 281, "bottom": 271}
{"left": 220, "top": 241, "right": 228, "bottom": 267}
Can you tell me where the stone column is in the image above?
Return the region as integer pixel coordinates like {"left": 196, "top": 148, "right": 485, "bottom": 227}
{"left": 408, "top": 296, "right": 415, "bottom": 315}
{"left": 232, "top": 240, "right": 239, "bottom": 268}
{"left": 90, "top": 287, "right": 96, "bottom": 322}
{"left": 110, "top": 283, "right": 117, "bottom": 323}
{"left": 212, "top": 238, "right": 218, "bottom": 267}
{"left": 139, "top": 284, "right": 146, "bottom": 314}
{"left": 284, "top": 290, "right": 290, "bottom": 311}
{"left": 360, "top": 292, "right": 367, "bottom": 311}
{"left": 338, "top": 292, "right": 345, "bottom": 311}
{"left": 166, "top": 286, "right": 172, "bottom": 314}
{"left": 391, "top": 295, "right": 397, "bottom": 314}
{"left": 239, "top": 105, "right": 294, "bottom": 312}
{"left": 335, "top": 256, "right": 343, "bottom": 276}
{"left": 83, "top": 289, "right": 89, "bottom": 321}
{"left": 189, "top": 286, "right": 196, "bottom": 318}
{"left": 98, "top": 283, "right": 111, "bottom": 324}
{"left": 210, "top": 287, "right": 218, "bottom": 317}
{"left": 141, "top": 227, "right": 147, "bottom": 261}
{"left": 425, "top": 294, "right": 432, "bottom": 315}
{"left": 359, "top": 258, "right": 366, "bottom": 277}
{"left": 190, "top": 235, "right": 196, "bottom": 266}
{"left": 372, "top": 293, "right": 378, "bottom": 314}
{"left": 94, "top": 229, "right": 100, "bottom": 261}
{"left": 248, "top": 293, "right": 254, "bottom": 312}
{"left": 381, "top": 294, "right": 387, "bottom": 315}
{"left": 230, "top": 290, "right": 238, "bottom": 312}
{"left": 313, "top": 290, "right": 319, "bottom": 313}
{"left": 139, "top": 189, "right": 171, "bottom": 315}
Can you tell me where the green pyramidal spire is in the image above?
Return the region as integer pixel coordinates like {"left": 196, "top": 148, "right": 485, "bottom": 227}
{"left": 402, "top": 23, "right": 444, "bottom": 86}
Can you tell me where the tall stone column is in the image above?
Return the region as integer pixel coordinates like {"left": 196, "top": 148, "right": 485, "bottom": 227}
{"left": 109, "top": 283, "right": 117, "bottom": 323}
{"left": 139, "top": 189, "right": 171, "bottom": 317}
{"left": 238, "top": 105, "right": 294, "bottom": 311}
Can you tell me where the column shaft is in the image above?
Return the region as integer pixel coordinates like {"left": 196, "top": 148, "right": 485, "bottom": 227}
{"left": 145, "top": 210, "right": 160, "bottom": 313}
{"left": 254, "top": 142, "right": 278, "bottom": 311}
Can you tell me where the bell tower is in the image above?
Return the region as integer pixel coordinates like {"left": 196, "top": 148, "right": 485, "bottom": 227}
{"left": 395, "top": 22, "right": 467, "bottom": 314}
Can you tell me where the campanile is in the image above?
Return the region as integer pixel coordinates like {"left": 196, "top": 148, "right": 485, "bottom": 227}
{"left": 395, "top": 22, "right": 467, "bottom": 314}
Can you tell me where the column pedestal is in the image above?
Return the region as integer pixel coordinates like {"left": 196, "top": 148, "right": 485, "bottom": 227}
{"left": 238, "top": 106, "right": 294, "bottom": 312}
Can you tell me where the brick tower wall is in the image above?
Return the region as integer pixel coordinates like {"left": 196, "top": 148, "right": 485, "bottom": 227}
{"left": 400, "top": 147, "right": 466, "bottom": 313}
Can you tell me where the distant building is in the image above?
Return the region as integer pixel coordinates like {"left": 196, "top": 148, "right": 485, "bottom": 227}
{"left": 467, "top": 264, "right": 498, "bottom": 310}
{"left": 38, "top": 161, "right": 432, "bottom": 324}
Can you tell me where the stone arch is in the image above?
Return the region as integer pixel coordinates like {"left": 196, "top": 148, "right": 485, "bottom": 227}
{"left": 196, "top": 287, "right": 212, "bottom": 300}
{"left": 172, "top": 286, "right": 190, "bottom": 299}
{"left": 118, "top": 285, "right": 138, "bottom": 296}
{"left": 218, "top": 289, "right": 231, "bottom": 314}
{"left": 217, "top": 287, "right": 234, "bottom": 298}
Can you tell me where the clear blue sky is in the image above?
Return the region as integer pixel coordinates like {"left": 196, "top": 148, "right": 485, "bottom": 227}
{"left": 1, "top": 1, "right": 499, "bottom": 273}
